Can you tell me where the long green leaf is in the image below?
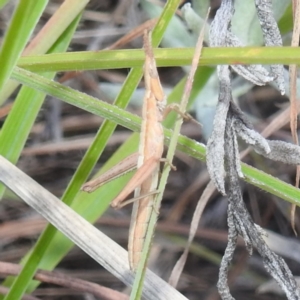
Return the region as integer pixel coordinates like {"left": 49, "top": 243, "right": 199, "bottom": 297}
{"left": 16, "top": 46, "right": 300, "bottom": 72}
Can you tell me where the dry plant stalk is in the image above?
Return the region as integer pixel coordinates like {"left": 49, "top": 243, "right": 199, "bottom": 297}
{"left": 0, "top": 261, "right": 128, "bottom": 300}
{"left": 289, "top": 0, "right": 300, "bottom": 234}
{"left": 82, "top": 30, "right": 166, "bottom": 271}
{"left": 168, "top": 5, "right": 209, "bottom": 287}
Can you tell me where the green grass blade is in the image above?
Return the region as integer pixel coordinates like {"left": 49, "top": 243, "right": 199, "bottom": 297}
{"left": 10, "top": 66, "right": 300, "bottom": 207}
{"left": 0, "top": 0, "right": 47, "bottom": 92}
{"left": 0, "top": 0, "right": 90, "bottom": 103}
{"left": 1, "top": 15, "right": 82, "bottom": 300}
{"left": 16, "top": 46, "right": 300, "bottom": 72}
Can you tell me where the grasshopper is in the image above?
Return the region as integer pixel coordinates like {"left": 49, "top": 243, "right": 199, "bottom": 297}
{"left": 82, "top": 30, "right": 167, "bottom": 271}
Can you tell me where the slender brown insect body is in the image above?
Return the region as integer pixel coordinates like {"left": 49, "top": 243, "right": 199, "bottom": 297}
{"left": 129, "top": 34, "right": 165, "bottom": 270}
{"left": 112, "top": 31, "right": 166, "bottom": 270}
{"left": 82, "top": 31, "right": 166, "bottom": 271}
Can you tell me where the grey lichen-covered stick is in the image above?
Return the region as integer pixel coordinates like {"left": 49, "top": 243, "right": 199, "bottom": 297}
{"left": 206, "top": 0, "right": 300, "bottom": 299}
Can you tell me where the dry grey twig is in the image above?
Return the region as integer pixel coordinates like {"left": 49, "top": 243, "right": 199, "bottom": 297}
{"left": 255, "top": 0, "right": 285, "bottom": 94}
{"left": 226, "top": 31, "right": 274, "bottom": 85}
{"left": 207, "top": 0, "right": 300, "bottom": 299}
{"left": 218, "top": 126, "right": 300, "bottom": 300}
